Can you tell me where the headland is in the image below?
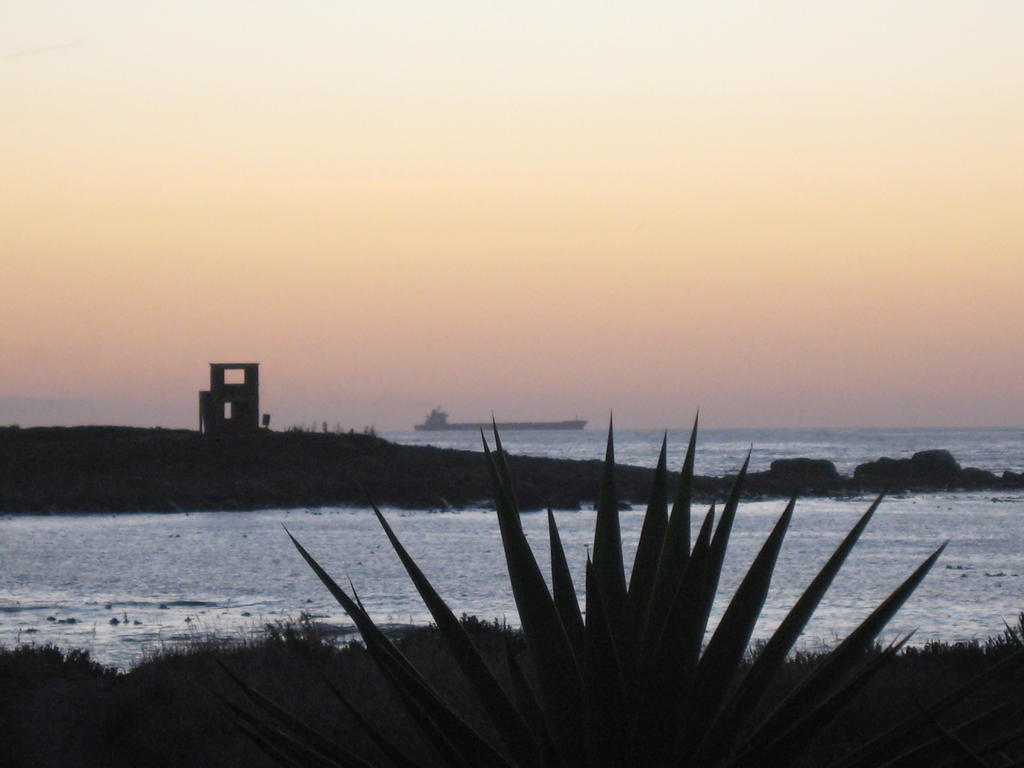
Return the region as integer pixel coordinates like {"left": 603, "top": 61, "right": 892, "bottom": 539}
{"left": 1, "top": 425, "right": 1022, "bottom": 513}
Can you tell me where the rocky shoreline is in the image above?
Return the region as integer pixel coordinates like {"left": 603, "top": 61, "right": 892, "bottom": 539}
{"left": 1, "top": 426, "right": 1022, "bottom": 513}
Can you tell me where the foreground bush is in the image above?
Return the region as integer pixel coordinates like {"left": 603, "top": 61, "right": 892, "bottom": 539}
{"left": 2, "top": 614, "right": 1024, "bottom": 767}
{"left": 229, "top": 421, "right": 1024, "bottom": 767}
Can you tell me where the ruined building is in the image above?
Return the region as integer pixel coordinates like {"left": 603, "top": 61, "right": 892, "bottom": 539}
{"left": 198, "top": 363, "right": 263, "bottom": 435}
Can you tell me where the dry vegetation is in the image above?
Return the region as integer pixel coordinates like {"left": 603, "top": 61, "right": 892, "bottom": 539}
{"left": 1, "top": 617, "right": 1023, "bottom": 768}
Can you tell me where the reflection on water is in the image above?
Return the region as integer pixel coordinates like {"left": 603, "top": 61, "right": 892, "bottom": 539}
{"left": 2, "top": 491, "right": 1023, "bottom": 668}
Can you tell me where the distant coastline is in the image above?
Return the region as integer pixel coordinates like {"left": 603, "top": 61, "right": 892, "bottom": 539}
{"left": 1, "top": 425, "right": 1022, "bottom": 514}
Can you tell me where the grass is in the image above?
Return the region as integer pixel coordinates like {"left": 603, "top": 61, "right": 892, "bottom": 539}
{"left": 1, "top": 617, "right": 1023, "bottom": 767}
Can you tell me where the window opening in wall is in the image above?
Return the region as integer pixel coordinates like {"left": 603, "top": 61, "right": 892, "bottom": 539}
{"left": 224, "top": 402, "right": 232, "bottom": 419}
{"left": 225, "top": 368, "right": 245, "bottom": 385}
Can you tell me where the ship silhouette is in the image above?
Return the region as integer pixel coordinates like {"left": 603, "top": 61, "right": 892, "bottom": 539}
{"left": 414, "top": 408, "right": 586, "bottom": 431}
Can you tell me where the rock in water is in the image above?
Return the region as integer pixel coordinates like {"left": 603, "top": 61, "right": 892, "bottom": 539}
{"left": 854, "top": 449, "right": 962, "bottom": 489}
{"left": 768, "top": 458, "right": 840, "bottom": 487}
{"left": 909, "top": 450, "right": 961, "bottom": 480}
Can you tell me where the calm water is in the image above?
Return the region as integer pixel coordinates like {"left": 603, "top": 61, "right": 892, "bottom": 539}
{"left": 1, "top": 428, "right": 1022, "bottom": 668}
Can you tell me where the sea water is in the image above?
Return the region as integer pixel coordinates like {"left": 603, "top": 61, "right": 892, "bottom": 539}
{"left": 1, "top": 428, "right": 1021, "bottom": 668}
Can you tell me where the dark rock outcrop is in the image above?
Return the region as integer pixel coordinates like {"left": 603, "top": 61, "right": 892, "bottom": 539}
{"left": 910, "top": 449, "right": 961, "bottom": 478}
{"left": 854, "top": 449, "right": 959, "bottom": 489}
{"left": 738, "top": 458, "right": 843, "bottom": 497}
{"left": 959, "top": 467, "right": 999, "bottom": 487}
{"left": 768, "top": 458, "right": 841, "bottom": 487}
{"left": 851, "top": 449, "right": 1013, "bottom": 492}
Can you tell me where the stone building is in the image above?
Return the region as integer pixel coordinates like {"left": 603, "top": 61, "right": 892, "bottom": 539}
{"left": 198, "top": 363, "right": 261, "bottom": 435}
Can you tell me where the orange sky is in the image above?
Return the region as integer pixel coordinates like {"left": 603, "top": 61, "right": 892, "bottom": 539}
{"left": 3, "top": 1, "right": 1022, "bottom": 429}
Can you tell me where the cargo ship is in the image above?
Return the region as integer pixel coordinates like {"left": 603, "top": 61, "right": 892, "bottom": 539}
{"left": 414, "top": 408, "right": 586, "bottom": 431}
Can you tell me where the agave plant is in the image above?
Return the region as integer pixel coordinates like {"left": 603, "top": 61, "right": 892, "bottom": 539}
{"left": 224, "top": 420, "right": 1024, "bottom": 767}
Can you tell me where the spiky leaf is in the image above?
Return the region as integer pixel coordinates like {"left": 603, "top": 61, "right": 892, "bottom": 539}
{"left": 628, "top": 432, "right": 668, "bottom": 622}
{"left": 482, "top": 434, "right": 585, "bottom": 768}
{"left": 548, "top": 508, "right": 585, "bottom": 657}
{"left": 371, "top": 503, "right": 541, "bottom": 767}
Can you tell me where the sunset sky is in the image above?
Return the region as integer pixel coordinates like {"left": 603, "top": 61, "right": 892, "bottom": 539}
{"left": 3, "top": 1, "right": 1022, "bottom": 430}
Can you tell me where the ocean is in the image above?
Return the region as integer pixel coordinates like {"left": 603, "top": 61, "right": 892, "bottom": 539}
{"left": 1, "top": 427, "right": 1021, "bottom": 668}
